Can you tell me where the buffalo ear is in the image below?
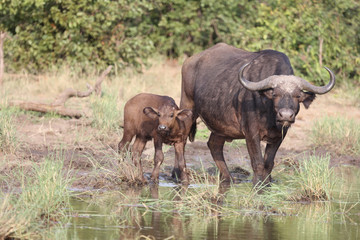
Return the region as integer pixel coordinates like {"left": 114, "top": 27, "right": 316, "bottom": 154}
{"left": 300, "top": 92, "right": 316, "bottom": 109}
{"left": 261, "top": 89, "right": 274, "bottom": 99}
{"left": 143, "top": 107, "right": 159, "bottom": 119}
{"left": 176, "top": 109, "right": 193, "bottom": 121}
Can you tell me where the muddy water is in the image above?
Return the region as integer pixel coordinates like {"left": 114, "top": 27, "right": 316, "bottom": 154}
{"left": 65, "top": 166, "right": 360, "bottom": 240}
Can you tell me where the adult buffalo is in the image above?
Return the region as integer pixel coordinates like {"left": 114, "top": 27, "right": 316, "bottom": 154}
{"left": 180, "top": 43, "right": 335, "bottom": 185}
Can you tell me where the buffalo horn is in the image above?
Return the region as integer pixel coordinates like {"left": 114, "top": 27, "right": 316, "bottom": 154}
{"left": 299, "top": 67, "right": 336, "bottom": 94}
{"left": 238, "top": 63, "right": 274, "bottom": 91}
{"left": 239, "top": 63, "right": 336, "bottom": 94}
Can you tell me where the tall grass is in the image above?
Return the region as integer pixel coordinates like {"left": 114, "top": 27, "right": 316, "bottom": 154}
{"left": 0, "top": 156, "right": 73, "bottom": 239}
{"left": 311, "top": 116, "right": 360, "bottom": 156}
{"left": 90, "top": 89, "right": 122, "bottom": 134}
{"left": 285, "top": 154, "right": 336, "bottom": 201}
{"left": 84, "top": 148, "right": 145, "bottom": 187}
{"left": 335, "top": 82, "right": 360, "bottom": 107}
{"left": 0, "top": 107, "right": 18, "bottom": 153}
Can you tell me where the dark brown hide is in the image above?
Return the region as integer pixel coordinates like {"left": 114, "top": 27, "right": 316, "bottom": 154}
{"left": 118, "top": 93, "right": 192, "bottom": 184}
{"left": 180, "top": 43, "right": 335, "bottom": 185}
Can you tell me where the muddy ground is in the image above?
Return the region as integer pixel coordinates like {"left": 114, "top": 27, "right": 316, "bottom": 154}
{"left": 1, "top": 93, "right": 360, "bottom": 190}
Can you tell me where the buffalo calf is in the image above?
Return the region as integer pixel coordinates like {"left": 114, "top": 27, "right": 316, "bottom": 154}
{"left": 118, "top": 93, "right": 193, "bottom": 184}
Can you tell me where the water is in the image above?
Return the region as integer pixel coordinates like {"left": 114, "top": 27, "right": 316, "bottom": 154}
{"left": 64, "top": 166, "right": 360, "bottom": 240}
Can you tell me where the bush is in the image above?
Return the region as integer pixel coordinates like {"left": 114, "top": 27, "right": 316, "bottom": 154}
{"left": 1, "top": 0, "right": 359, "bottom": 85}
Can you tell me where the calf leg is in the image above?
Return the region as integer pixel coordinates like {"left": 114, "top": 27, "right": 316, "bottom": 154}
{"left": 151, "top": 137, "right": 164, "bottom": 183}
{"left": 174, "top": 141, "right": 189, "bottom": 185}
{"left": 131, "top": 136, "right": 147, "bottom": 182}
{"left": 207, "top": 133, "right": 233, "bottom": 183}
{"left": 118, "top": 129, "right": 135, "bottom": 154}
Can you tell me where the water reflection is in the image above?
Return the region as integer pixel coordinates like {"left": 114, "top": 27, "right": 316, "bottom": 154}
{"left": 65, "top": 166, "right": 360, "bottom": 240}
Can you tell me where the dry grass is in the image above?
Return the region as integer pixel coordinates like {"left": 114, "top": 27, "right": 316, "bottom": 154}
{"left": 310, "top": 116, "right": 360, "bottom": 156}
{"left": 83, "top": 148, "right": 146, "bottom": 188}
{"left": 1, "top": 55, "right": 183, "bottom": 108}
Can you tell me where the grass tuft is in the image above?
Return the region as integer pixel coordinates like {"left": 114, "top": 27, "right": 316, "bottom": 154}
{"left": 90, "top": 89, "right": 122, "bottom": 134}
{"left": 0, "top": 155, "right": 73, "bottom": 239}
{"left": 286, "top": 154, "right": 336, "bottom": 201}
{"left": 310, "top": 116, "right": 360, "bottom": 156}
{"left": 84, "top": 148, "right": 146, "bottom": 187}
{"left": 0, "top": 107, "right": 19, "bottom": 153}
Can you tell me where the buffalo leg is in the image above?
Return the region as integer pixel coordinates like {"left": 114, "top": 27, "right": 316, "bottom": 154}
{"left": 174, "top": 141, "right": 189, "bottom": 184}
{"left": 245, "top": 134, "right": 268, "bottom": 185}
{"left": 151, "top": 137, "right": 164, "bottom": 183}
{"left": 264, "top": 137, "right": 284, "bottom": 181}
{"left": 207, "top": 133, "right": 233, "bottom": 183}
{"left": 131, "top": 137, "right": 147, "bottom": 182}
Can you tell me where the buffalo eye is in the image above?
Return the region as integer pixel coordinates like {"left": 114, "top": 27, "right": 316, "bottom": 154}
{"left": 157, "top": 112, "right": 160, "bottom": 117}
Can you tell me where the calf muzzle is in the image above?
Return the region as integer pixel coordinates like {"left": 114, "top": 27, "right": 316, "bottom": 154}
{"left": 158, "top": 125, "right": 168, "bottom": 131}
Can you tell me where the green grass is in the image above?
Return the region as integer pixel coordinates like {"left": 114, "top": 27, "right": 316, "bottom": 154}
{"left": 225, "top": 139, "right": 246, "bottom": 148}
{"left": 285, "top": 154, "right": 336, "bottom": 201}
{"left": 0, "top": 107, "right": 19, "bottom": 153}
{"left": 90, "top": 89, "right": 122, "bottom": 134}
{"left": 0, "top": 155, "right": 73, "bottom": 239}
{"left": 310, "top": 116, "right": 360, "bottom": 156}
{"left": 195, "top": 128, "right": 211, "bottom": 140}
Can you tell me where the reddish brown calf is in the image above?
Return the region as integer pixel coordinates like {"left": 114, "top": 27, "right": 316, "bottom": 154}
{"left": 118, "top": 93, "right": 193, "bottom": 184}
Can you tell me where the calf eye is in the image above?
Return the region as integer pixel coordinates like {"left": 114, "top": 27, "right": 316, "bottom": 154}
{"left": 157, "top": 113, "right": 160, "bottom": 117}
{"left": 170, "top": 113, "right": 174, "bottom": 118}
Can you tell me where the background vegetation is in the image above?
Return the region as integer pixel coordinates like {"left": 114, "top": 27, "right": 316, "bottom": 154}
{"left": 0, "top": 0, "right": 359, "bottom": 85}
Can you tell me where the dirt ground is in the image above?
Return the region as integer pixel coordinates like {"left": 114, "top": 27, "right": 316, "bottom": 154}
{"left": 1, "top": 92, "right": 360, "bottom": 190}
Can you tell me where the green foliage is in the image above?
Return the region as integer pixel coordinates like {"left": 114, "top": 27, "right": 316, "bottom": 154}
{"left": 0, "top": 0, "right": 154, "bottom": 72}
{"left": 0, "top": 0, "right": 359, "bottom": 84}
{"left": 311, "top": 116, "right": 360, "bottom": 156}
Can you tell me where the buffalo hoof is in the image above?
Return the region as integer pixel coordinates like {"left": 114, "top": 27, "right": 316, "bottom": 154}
{"left": 220, "top": 174, "right": 234, "bottom": 184}
{"left": 252, "top": 175, "right": 271, "bottom": 193}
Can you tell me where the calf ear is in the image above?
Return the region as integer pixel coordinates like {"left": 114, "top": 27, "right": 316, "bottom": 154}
{"left": 176, "top": 109, "right": 193, "bottom": 121}
{"left": 300, "top": 92, "right": 316, "bottom": 109}
{"left": 143, "top": 107, "right": 159, "bottom": 119}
